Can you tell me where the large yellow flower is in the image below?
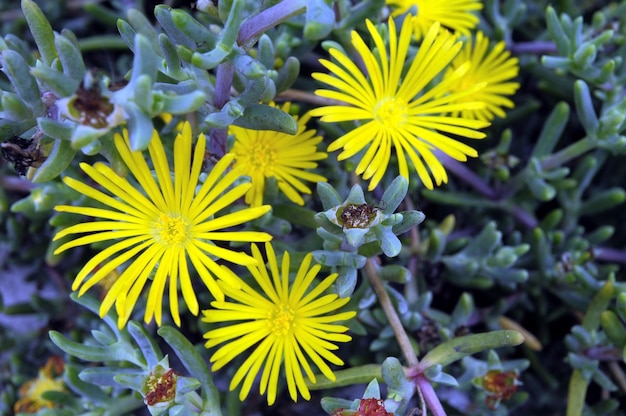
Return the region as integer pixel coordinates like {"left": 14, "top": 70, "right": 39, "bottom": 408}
{"left": 229, "top": 102, "right": 328, "bottom": 207}
{"left": 445, "top": 31, "right": 520, "bottom": 121}
{"left": 310, "top": 18, "right": 490, "bottom": 190}
{"left": 387, "top": 0, "right": 483, "bottom": 40}
{"left": 202, "top": 242, "right": 356, "bottom": 405}
{"left": 53, "top": 122, "right": 272, "bottom": 328}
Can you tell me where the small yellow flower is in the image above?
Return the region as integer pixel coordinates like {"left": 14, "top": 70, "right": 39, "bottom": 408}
{"left": 202, "top": 242, "right": 356, "bottom": 405}
{"left": 14, "top": 357, "right": 66, "bottom": 413}
{"left": 53, "top": 122, "right": 272, "bottom": 328}
{"left": 310, "top": 18, "right": 489, "bottom": 190}
{"left": 229, "top": 102, "right": 328, "bottom": 207}
{"left": 445, "top": 31, "right": 520, "bottom": 121}
{"left": 387, "top": 0, "right": 483, "bottom": 40}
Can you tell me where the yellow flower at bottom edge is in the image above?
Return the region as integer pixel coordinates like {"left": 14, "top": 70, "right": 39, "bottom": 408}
{"left": 387, "top": 0, "right": 483, "bottom": 40}
{"left": 229, "top": 102, "right": 328, "bottom": 207}
{"left": 14, "top": 357, "right": 65, "bottom": 413}
{"left": 445, "top": 31, "right": 520, "bottom": 122}
{"left": 53, "top": 122, "right": 273, "bottom": 328}
{"left": 310, "top": 18, "right": 490, "bottom": 190}
{"left": 202, "top": 242, "right": 357, "bottom": 405}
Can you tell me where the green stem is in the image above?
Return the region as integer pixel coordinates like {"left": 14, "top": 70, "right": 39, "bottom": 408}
{"left": 364, "top": 258, "right": 418, "bottom": 367}
{"left": 78, "top": 36, "right": 130, "bottom": 52}
{"left": 540, "top": 137, "right": 596, "bottom": 171}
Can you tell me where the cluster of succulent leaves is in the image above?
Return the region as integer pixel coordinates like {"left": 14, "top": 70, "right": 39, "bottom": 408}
{"left": 2, "top": 0, "right": 626, "bottom": 415}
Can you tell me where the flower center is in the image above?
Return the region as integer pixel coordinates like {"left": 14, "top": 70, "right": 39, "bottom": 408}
{"left": 155, "top": 213, "right": 189, "bottom": 245}
{"left": 373, "top": 97, "right": 408, "bottom": 129}
{"left": 248, "top": 138, "right": 276, "bottom": 174}
{"left": 269, "top": 304, "right": 295, "bottom": 336}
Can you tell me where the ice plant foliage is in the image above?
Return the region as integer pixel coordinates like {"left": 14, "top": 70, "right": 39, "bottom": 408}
{"left": 202, "top": 242, "right": 356, "bottom": 405}
{"left": 311, "top": 18, "right": 490, "bottom": 190}
{"left": 229, "top": 102, "right": 328, "bottom": 207}
{"left": 387, "top": 0, "right": 483, "bottom": 40}
{"left": 53, "top": 122, "right": 272, "bottom": 328}
{"left": 445, "top": 31, "right": 520, "bottom": 121}
{"left": 13, "top": 357, "right": 66, "bottom": 413}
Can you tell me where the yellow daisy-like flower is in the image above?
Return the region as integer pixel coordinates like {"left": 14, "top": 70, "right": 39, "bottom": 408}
{"left": 14, "top": 357, "right": 66, "bottom": 413}
{"left": 202, "top": 242, "right": 356, "bottom": 405}
{"left": 310, "top": 18, "right": 490, "bottom": 190}
{"left": 53, "top": 122, "right": 272, "bottom": 328}
{"left": 445, "top": 31, "right": 520, "bottom": 121}
{"left": 387, "top": 0, "right": 483, "bottom": 40}
{"left": 229, "top": 102, "right": 328, "bottom": 207}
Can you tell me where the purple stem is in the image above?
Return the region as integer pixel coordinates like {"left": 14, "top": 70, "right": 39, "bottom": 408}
{"left": 510, "top": 41, "right": 557, "bottom": 55}
{"left": 594, "top": 247, "right": 626, "bottom": 265}
{"left": 415, "top": 374, "right": 447, "bottom": 416}
{"left": 237, "top": 0, "right": 306, "bottom": 46}
{"left": 210, "top": 62, "right": 235, "bottom": 157}
{"left": 437, "top": 151, "right": 498, "bottom": 199}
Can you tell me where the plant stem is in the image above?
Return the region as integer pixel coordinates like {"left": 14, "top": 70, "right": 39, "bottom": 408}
{"left": 437, "top": 152, "right": 498, "bottom": 199}
{"left": 237, "top": 0, "right": 306, "bottom": 47}
{"left": 415, "top": 374, "right": 447, "bottom": 416}
{"left": 540, "top": 137, "right": 596, "bottom": 171}
{"left": 364, "top": 258, "right": 418, "bottom": 367}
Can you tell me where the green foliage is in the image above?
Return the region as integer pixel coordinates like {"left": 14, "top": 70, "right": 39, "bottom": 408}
{"left": 2, "top": 1, "right": 626, "bottom": 415}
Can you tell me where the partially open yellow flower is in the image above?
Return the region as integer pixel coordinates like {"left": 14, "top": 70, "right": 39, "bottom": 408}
{"left": 229, "top": 102, "right": 328, "bottom": 207}
{"left": 14, "top": 357, "right": 65, "bottom": 413}
{"left": 387, "top": 0, "right": 483, "bottom": 40}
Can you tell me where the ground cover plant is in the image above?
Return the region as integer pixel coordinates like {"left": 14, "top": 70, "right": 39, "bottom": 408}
{"left": 1, "top": 0, "right": 626, "bottom": 415}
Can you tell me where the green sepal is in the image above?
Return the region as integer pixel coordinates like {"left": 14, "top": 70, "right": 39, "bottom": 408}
{"left": 1, "top": 92, "right": 32, "bottom": 121}
{"left": 30, "top": 65, "right": 79, "bottom": 97}
{"left": 32, "top": 138, "right": 76, "bottom": 183}
{"left": 418, "top": 330, "right": 524, "bottom": 370}
{"left": 116, "top": 18, "right": 137, "bottom": 49}
{"left": 21, "top": 0, "right": 58, "bottom": 66}
{"left": 128, "top": 321, "right": 162, "bottom": 368}
{"left": 381, "top": 176, "right": 408, "bottom": 214}
{"left": 190, "top": 0, "right": 243, "bottom": 69}
{"left": 49, "top": 330, "right": 133, "bottom": 363}
{"left": 230, "top": 103, "right": 297, "bottom": 134}
{"left": 155, "top": 90, "right": 206, "bottom": 114}
{"left": 158, "top": 33, "right": 187, "bottom": 81}
{"left": 158, "top": 326, "right": 220, "bottom": 403}
{"left": 425, "top": 365, "right": 459, "bottom": 386}
{"left": 170, "top": 8, "right": 217, "bottom": 47}
{"left": 65, "top": 363, "right": 110, "bottom": 403}
{"left": 127, "top": 8, "right": 159, "bottom": 49}
{"left": 55, "top": 33, "right": 86, "bottom": 80}
{"left": 306, "top": 364, "right": 382, "bottom": 390}
{"left": 125, "top": 102, "right": 154, "bottom": 151}
{"left": 154, "top": 5, "right": 196, "bottom": 49}
{"left": 317, "top": 182, "right": 343, "bottom": 210}
{"left": 80, "top": 366, "right": 145, "bottom": 388}
{"left": 1, "top": 49, "right": 44, "bottom": 115}
{"left": 38, "top": 118, "right": 75, "bottom": 141}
